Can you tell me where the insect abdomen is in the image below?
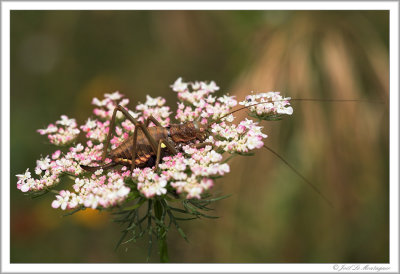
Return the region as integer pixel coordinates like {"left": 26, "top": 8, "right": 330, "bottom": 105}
{"left": 109, "top": 126, "right": 169, "bottom": 168}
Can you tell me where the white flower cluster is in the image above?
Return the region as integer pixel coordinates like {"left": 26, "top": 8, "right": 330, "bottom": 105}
{"left": 80, "top": 119, "right": 110, "bottom": 143}
{"left": 70, "top": 170, "right": 130, "bottom": 209}
{"left": 51, "top": 176, "right": 130, "bottom": 210}
{"left": 210, "top": 119, "right": 267, "bottom": 153}
{"left": 16, "top": 169, "right": 34, "bottom": 192}
{"left": 136, "top": 95, "right": 171, "bottom": 126}
{"left": 131, "top": 145, "right": 229, "bottom": 199}
{"left": 171, "top": 77, "right": 219, "bottom": 103}
{"left": 92, "top": 91, "right": 130, "bottom": 120}
{"left": 37, "top": 115, "right": 80, "bottom": 145}
{"left": 16, "top": 141, "right": 104, "bottom": 193}
{"left": 172, "top": 78, "right": 237, "bottom": 123}
{"left": 239, "top": 91, "right": 293, "bottom": 116}
{"left": 132, "top": 169, "right": 169, "bottom": 198}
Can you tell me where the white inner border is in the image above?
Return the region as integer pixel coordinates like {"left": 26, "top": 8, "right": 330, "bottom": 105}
{"left": 2, "top": 1, "right": 398, "bottom": 273}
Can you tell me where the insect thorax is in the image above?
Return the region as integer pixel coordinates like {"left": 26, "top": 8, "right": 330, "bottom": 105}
{"left": 169, "top": 122, "right": 200, "bottom": 143}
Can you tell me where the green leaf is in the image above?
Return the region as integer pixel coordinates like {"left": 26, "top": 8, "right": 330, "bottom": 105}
{"left": 210, "top": 175, "right": 224, "bottom": 180}
{"left": 203, "top": 194, "right": 232, "bottom": 203}
{"left": 174, "top": 216, "right": 198, "bottom": 221}
{"left": 151, "top": 216, "right": 169, "bottom": 230}
{"left": 189, "top": 203, "right": 213, "bottom": 211}
{"left": 124, "top": 219, "right": 139, "bottom": 232}
{"left": 183, "top": 201, "right": 218, "bottom": 218}
{"left": 234, "top": 151, "right": 255, "bottom": 156}
{"left": 166, "top": 209, "right": 189, "bottom": 242}
{"left": 115, "top": 230, "right": 129, "bottom": 251}
{"left": 222, "top": 154, "right": 236, "bottom": 164}
{"left": 125, "top": 191, "right": 140, "bottom": 202}
{"left": 197, "top": 212, "right": 219, "bottom": 219}
{"left": 31, "top": 189, "right": 50, "bottom": 199}
{"left": 177, "top": 226, "right": 189, "bottom": 242}
{"left": 164, "top": 195, "right": 183, "bottom": 202}
{"left": 122, "top": 198, "right": 146, "bottom": 211}
{"left": 169, "top": 206, "right": 191, "bottom": 214}
{"left": 63, "top": 206, "right": 85, "bottom": 217}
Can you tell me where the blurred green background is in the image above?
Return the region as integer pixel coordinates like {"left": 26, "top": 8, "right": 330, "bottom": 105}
{"left": 10, "top": 10, "right": 389, "bottom": 263}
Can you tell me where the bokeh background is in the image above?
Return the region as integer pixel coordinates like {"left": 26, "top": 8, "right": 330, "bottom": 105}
{"left": 10, "top": 10, "right": 389, "bottom": 263}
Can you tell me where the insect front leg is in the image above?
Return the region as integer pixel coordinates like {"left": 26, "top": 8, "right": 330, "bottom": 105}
{"left": 102, "top": 105, "right": 142, "bottom": 161}
{"left": 102, "top": 106, "right": 119, "bottom": 161}
{"left": 143, "top": 115, "right": 178, "bottom": 154}
{"left": 104, "top": 106, "right": 178, "bottom": 171}
{"left": 154, "top": 138, "right": 178, "bottom": 170}
{"left": 143, "top": 116, "right": 178, "bottom": 169}
{"left": 145, "top": 115, "right": 178, "bottom": 153}
{"left": 103, "top": 105, "right": 159, "bottom": 158}
{"left": 129, "top": 124, "right": 177, "bottom": 173}
{"left": 130, "top": 126, "right": 139, "bottom": 171}
{"left": 126, "top": 114, "right": 177, "bottom": 172}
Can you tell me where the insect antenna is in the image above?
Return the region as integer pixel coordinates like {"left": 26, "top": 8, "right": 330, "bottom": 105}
{"left": 263, "top": 144, "right": 334, "bottom": 208}
{"left": 211, "top": 98, "right": 383, "bottom": 127}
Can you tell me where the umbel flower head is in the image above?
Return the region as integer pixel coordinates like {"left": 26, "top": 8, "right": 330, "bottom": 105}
{"left": 16, "top": 78, "right": 293, "bottom": 261}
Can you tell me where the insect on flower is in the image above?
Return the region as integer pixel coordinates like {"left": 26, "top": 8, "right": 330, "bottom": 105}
{"left": 16, "top": 78, "right": 380, "bottom": 262}
{"left": 77, "top": 79, "right": 337, "bottom": 205}
{"left": 79, "top": 105, "right": 211, "bottom": 172}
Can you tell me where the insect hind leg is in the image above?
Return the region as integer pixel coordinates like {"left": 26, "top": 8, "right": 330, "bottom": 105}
{"left": 102, "top": 105, "right": 159, "bottom": 169}
{"left": 102, "top": 105, "right": 142, "bottom": 161}
{"left": 145, "top": 115, "right": 163, "bottom": 127}
{"left": 103, "top": 106, "right": 179, "bottom": 172}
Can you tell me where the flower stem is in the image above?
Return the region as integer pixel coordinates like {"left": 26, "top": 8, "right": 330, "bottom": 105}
{"left": 158, "top": 236, "right": 169, "bottom": 263}
{"left": 154, "top": 199, "right": 169, "bottom": 263}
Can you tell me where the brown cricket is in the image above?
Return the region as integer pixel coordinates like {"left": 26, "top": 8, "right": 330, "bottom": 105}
{"left": 80, "top": 100, "right": 284, "bottom": 173}
{"left": 80, "top": 105, "right": 211, "bottom": 172}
